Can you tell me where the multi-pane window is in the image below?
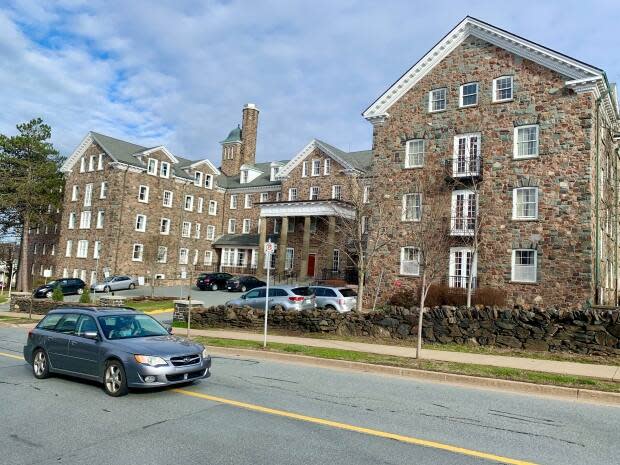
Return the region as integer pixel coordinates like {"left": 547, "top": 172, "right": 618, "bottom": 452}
{"left": 179, "top": 248, "right": 189, "bottom": 265}
{"left": 80, "top": 158, "right": 85, "bottom": 172}
{"left": 513, "top": 187, "right": 538, "bottom": 220}
{"left": 312, "top": 160, "right": 321, "bottom": 176}
{"left": 88, "top": 155, "right": 95, "bottom": 172}
{"left": 206, "top": 225, "right": 215, "bottom": 240}
{"left": 453, "top": 133, "right": 480, "bottom": 177}
{"left": 276, "top": 191, "right": 281, "bottom": 202}
{"left": 157, "top": 246, "right": 168, "bottom": 263}
{"left": 514, "top": 125, "right": 539, "bottom": 158}
{"left": 459, "top": 82, "right": 478, "bottom": 107}
{"left": 97, "top": 153, "right": 104, "bottom": 170}
{"left": 240, "top": 170, "right": 249, "bottom": 184}
{"left": 332, "top": 249, "right": 340, "bottom": 272}
{"left": 160, "top": 218, "right": 170, "bottom": 235}
{"left": 402, "top": 193, "right": 422, "bottom": 221}
{"left": 80, "top": 211, "right": 91, "bottom": 229}
{"left": 429, "top": 88, "right": 447, "bottom": 112}
{"left": 493, "top": 76, "right": 513, "bottom": 102}
{"left": 244, "top": 194, "right": 252, "bottom": 209}
{"left": 285, "top": 248, "right": 295, "bottom": 270}
{"left": 194, "top": 171, "right": 203, "bottom": 187}
{"left": 449, "top": 247, "right": 475, "bottom": 288}
{"left": 289, "top": 188, "right": 298, "bottom": 201}
{"left": 77, "top": 240, "right": 88, "bottom": 258}
{"left": 93, "top": 241, "right": 102, "bottom": 259}
{"left": 184, "top": 195, "right": 194, "bottom": 211}
{"left": 135, "top": 214, "right": 147, "bottom": 232}
{"left": 243, "top": 219, "right": 251, "bottom": 233}
{"left": 68, "top": 212, "right": 76, "bottom": 229}
{"left": 400, "top": 247, "right": 420, "bottom": 276}
{"left": 208, "top": 200, "right": 217, "bottom": 215}
{"left": 363, "top": 186, "right": 370, "bottom": 204}
{"left": 204, "top": 250, "right": 213, "bottom": 266}
{"left": 132, "top": 244, "right": 143, "bottom": 261}
{"left": 204, "top": 174, "right": 213, "bottom": 189}
{"left": 65, "top": 240, "right": 73, "bottom": 257}
{"left": 511, "top": 250, "right": 537, "bottom": 283}
{"left": 96, "top": 210, "right": 104, "bottom": 229}
{"left": 84, "top": 183, "right": 93, "bottom": 207}
{"left": 160, "top": 161, "right": 169, "bottom": 178}
{"left": 197, "top": 197, "right": 204, "bottom": 213}
{"left": 310, "top": 186, "right": 320, "bottom": 200}
{"left": 405, "top": 140, "right": 424, "bottom": 168}
{"left": 138, "top": 185, "right": 149, "bottom": 203}
{"left": 274, "top": 219, "right": 280, "bottom": 234}
{"left": 194, "top": 223, "right": 201, "bottom": 239}
{"left": 147, "top": 158, "right": 158, "bottom": 175}
{"left": 228, "top": 219, "right": 236, "bottom": 234}
{"left": 451, "top": 190, "right": 476, "bottom": 235}
{"left": 332, "top": 185, "right": 342, "bottom": 200}
{"left": 182, "top": 221, "right": 191, "bottom": 237}
{"left": 100, "top": 182, "right": 108, "bottom": 199}
{"left": 163, "top": 190, "right": 173, "bottom": 207}
{"left": 71, "top": 185, "right": 79, "bottom": 201}
{"left": 302, "top": 161, "right": 308, "bottom": 177}
{"left": 324, "top": 158, "right": 331, "bottom": 175}
{"left": 230, "top": 194, "right": 238, "bottom": 209}
{"left": 260, "top": 192, "right": 269, "bottom": 203}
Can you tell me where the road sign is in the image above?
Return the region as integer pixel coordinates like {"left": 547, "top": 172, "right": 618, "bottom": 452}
{"left": 264, "top": 240, "right": 276, "bottom": 255}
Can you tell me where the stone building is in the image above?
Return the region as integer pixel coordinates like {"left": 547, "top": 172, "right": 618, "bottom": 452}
{"left": 363, "top": 17, "right": 620, "bottom": 308}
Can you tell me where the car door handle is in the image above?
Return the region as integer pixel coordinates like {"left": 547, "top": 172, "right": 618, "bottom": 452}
{"left": 69, "top": 340, "right": 78, "bottom": 346}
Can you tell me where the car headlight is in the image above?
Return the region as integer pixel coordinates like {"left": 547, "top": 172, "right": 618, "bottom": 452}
{"left": 134, "top": 355, "right": 168, "bottom": 367}
{"left": 201, "top": 348, "right": 209, "bottom": 359}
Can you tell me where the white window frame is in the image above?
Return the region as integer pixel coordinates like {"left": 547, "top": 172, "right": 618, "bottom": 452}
{"left": 138, "top": 185, "right": 149, "bottom": 203}
{"left": 132, "top": 244, "right": 144, "bottom": 262}
{"left": 401, "top": 193, "right": 422, "bottom": 222}
{"left": 285, "top": 248, "right": 295, "bottom": 271}
{"left": 157, "top": 246, "right": 168, "bottom": 264}
{"left": 163, "top": 190, "right": 173, "bottom": 208}
{"left": 93, "top": 241, "right": 102, "bottom": 259}
{"left": 206, "top": 225, "right": 216, "bottom": 240}
{"left": 88, "top": 155, "right": 95, "bottom": 172}
{"left": 331, "top": 185, "right": 341, "bottom": 200}
{"left": 493, "top": 75, "right": 513, "bottom": 102}
{"left": 147, "top": 158, "right": 158, "bottom": 175}
{"left": 197, "top": 197, "right": 204, "bottom": 213}
{"left": 230, "top": 194, "right": 237, "bottom": 209}
{"left": 244, "top": 194, "right": 252, "bottom": 209}
{"left": 194, "top": 223, "right": 201, "bottom": 239}
{"left": 311, "top": 159, "right": 321, "bottom": 176}
{"left": 513, "top": 125, "right": 539, "bottom": 159}
{"left": 160, "top": 218, "right": 170, "bottom": 235}
{"left": 77, "top": 240, "right": 88, "bottom": 258}
{"left": 429, "top": 88, "right": 447, "bottom": 112}
{"left": 405, "top": 139, "right": 424, "bottom": 168}
{"left": 242, "top": 219, "right": 251, "bottom": 234}
{"left": 260, "top": 192, "right": 269, "bottom": 203}
{"left": 276, "top": 192, "right": 281, "bottom": 202}
{"left": 324, "top": 158, "right": 331, "bottom": 175}
{"left": 363, "top": 186, "right": 370, "bottom": 204}
{"left": 361, "top": 216, "right": 368, "bottom": 234}
{"left": 160, "top": 161, "right": 170, "bottom": 178}
{"left": 274, "top": 219, "right": 280, "bottom": 234}
{"left": 208, "top": 200, "right": 217, "bottom": 215}
{"left": 511, "top": 249, "right": 537, "bottom": 283}
{"left": 80, "top": 158, "right": 85, "bottom": 173}
{"left": 452, "top": 133, "right": 481, "bottom": 177}
{"left": 512, "top": 187, "right": 539, "bottom": 220}
{"left": 288, "top": 188, "right": 298, "bottom": 201}
{"left": 194, "top": 171, "right": 203, "bottom": 187}
{"left": 100, "top": 182, "right": 108, "bottom": 199}
{"left": 98, "top": 153, "right": 104, "bottom": 170}
{"left": 459, "top": 82, "right": 479, "bottom": 107}
{"left": 71, "top": 185, "right": 79, "bottom": 201}
{"left": 451, "top": 190, "right": 477, "bottom": 236}
{"left": 400, "top": 247, "right": 420, "bottom": 276}
{"left": 65, "top": 240, "right": 73, "bottom": 257}
{"left": 204, "top": 250, "right": 213, "bottom": 266}
{"left": 310, "top": 186, "right": 319, "bottom": 200}
{"left": 449, "top": 247, "right": 477, "bottom": 288}
{"left": 228, "top": 219, "right": 236, "bottom": 234}
{"left": 302, "top": 161, "right": 308, "bottom": 177}
{"left": 79, "top": 211, "right": 91, "bottom": 229}
{"left": 184, "top": 195, "right": 194, "bottom": 211}
{"left": 68, "top": 212, "right": 76, "bottom": 229}
{"left": 182, "top": 221, "right": 191, "bottom": 238}
{"left": 84, "top": 183, "right": 93, "bottom": 207}
{"left": 204, "top": 174, "right": 213, "bottom": 189}
{"left": 240, "top": 170, "right": 249, "bottom": 184}
{"left": 96, "top": 210, "right": 104, "bottom": 229}
{"left": 135, "top": 214, "right": 147, "bottom": 232}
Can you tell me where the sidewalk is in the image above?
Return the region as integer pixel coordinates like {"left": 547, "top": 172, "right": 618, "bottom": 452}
{"left": 2, "top": 311, "right": 618, "bottom": 382}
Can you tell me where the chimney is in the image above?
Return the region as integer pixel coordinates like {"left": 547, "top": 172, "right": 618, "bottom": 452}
{"left": 241, "top": 103, "right": 259, "bottom": 165}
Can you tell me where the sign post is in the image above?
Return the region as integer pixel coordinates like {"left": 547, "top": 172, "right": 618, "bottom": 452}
{"left": 263, "top": 240, "right": 276, "bottom": 348}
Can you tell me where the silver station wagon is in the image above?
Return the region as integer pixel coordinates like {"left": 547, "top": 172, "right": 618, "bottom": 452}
{"left": 23, "top": 307, "right": 211, "bottom": 397}
{"left": 226, "top": 285, "right": 316, "bottom": 311}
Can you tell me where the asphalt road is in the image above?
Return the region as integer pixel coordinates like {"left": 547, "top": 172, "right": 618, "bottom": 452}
{"left": 0, "top": 327, "right": 619, "bottom": 465}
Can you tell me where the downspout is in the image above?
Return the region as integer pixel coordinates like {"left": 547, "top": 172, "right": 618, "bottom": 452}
{"left": 112, "top": 167, "right": 129, "bottom": 274}
{"left": 615, "top": 147, "right": 619, "bottom": 305}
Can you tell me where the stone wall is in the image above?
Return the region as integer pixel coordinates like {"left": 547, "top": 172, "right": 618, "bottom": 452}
{"left": 174, "top": 303, "right": 620, "bottom": 356}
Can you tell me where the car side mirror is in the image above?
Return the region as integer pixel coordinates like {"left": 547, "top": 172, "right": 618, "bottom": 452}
{"left": 241, "top": 294, "right": 247, "bottom": 300}
{"left": 83, "top": 331, "right": 99, "bottom": 340}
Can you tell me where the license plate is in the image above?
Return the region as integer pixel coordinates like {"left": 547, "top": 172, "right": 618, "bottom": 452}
{"left": 227, "top": 286, "right": 232, "bottom": 290}
{"left": 305, "top": 299, "right": 311, "bottom": 304}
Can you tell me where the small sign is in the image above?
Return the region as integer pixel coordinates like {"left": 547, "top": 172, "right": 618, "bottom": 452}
{"left": 264, "top": 240, "right": 277, "bottom": 255}
{"left": 43, "top": 269, "right": 52, "bottom": 278}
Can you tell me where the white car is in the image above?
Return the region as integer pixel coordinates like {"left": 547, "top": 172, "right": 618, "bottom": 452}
{"left": 91, "top": 275, "right": 138, "bottom": 293}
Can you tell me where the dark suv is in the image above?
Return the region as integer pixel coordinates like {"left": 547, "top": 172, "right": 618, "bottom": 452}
{"left": 33, "top": 278, "right": 86, "bottom": 298}
{"left": 196, "top": 272, "right": 233, "bottom": 291}
{"left": 226, "top": 275, "right": 266, "bottom": 292}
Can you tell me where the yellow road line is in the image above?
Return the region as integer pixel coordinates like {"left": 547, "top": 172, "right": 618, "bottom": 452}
{"left": 174, "top": 388, "right": 539, "bottom": 465}
{"left": 0, "top": 351, "right": 538, "bottom": 464}
{"left": 0, "top": 351, "right": 25, "bottom": 361}
{"left": 144, "top": 308, "right": 173, "bottom": 315}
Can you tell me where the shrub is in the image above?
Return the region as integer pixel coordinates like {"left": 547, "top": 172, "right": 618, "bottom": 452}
{"left": 79, "top": 288, "right": 92, "bottom": 304}
{"left": 52, "top": 285, "right": 64, "bottom": 302}
{"left": 387, "top": 284, "right": 506, "bottom": 308}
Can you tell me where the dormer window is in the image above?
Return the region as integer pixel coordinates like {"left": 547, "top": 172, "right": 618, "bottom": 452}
{"left": 160, "top": 161, "right": 170, "bottom": 178}
{"left": 241, "top": 170, "right": 249, "bottom": 184}
{"left": 147, "top": 158, "right": 158, "bottom": 175}
{"left": 204, "top": 174, "right": 213, "bottom": 189}
{"left": 270, "top": 166, "right": 279, "bottom": 181}
{"left": 194, "top": 171, "right": 203, "bottom": 187}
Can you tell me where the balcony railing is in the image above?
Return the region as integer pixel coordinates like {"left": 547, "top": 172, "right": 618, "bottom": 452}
{"left": 448, "top": 275, "right": 477, "bottom": 289}
{"left": 450, "top": 216, "right": 476, "bottom": 236}
{"left": 444, "top": 156, "right": 482, "bottom": 179}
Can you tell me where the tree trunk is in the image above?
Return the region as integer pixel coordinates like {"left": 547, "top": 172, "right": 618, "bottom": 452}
{"left": 416, "top": 272, "right": 426, "bottom": 359}
{"left": 356, "top": 271, "right": 364, "bottom": 312}
{"left": 466, "top": 273, "right": 473, "bottom": 308}
{"left": 17, "top": 218, "right": 30, "bottom": 292}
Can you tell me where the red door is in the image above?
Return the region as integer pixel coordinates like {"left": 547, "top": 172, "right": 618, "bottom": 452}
{"left": 307, "top": 254, "right": 316, "bottom": 277}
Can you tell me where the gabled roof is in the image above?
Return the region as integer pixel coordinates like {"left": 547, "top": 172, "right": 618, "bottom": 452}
{"left": 276, "top": 139, "right": 372, "bottom": 178}
{"left": 215, "top": 162, "right": 285, "bottom": 189}
{"left": 363, "top": 16, "right": 617, "bottom": 122}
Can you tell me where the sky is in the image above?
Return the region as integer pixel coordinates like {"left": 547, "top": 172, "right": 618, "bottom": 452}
{"left": 1, "top": 0, "right": 619, "bottom": 164}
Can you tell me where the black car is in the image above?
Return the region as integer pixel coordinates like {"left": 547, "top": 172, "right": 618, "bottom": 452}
{"left": 196, "top": 272, "right": 233, "bottom": 291}
{"left": 226, "top": 275, "right": 266, "bottom": 292}
{"left": 33, "top": 278, "right": 86, "bottom": 299}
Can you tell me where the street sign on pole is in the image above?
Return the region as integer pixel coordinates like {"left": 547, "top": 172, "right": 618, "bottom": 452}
{"left": 263, "top": 240, "right": 277, "bottom": 347}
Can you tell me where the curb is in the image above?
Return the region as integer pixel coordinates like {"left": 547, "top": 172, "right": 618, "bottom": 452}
{"left": 209, "top": 347, "right": 620, "bottom": 406}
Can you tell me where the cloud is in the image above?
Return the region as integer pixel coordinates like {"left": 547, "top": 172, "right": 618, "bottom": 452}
{"left": 0, "top": 0, "right": 619, "bottom": 163}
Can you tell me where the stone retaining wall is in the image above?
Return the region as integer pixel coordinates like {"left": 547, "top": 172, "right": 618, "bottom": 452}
{"left": 174, "top": 304, "right": 620, "bottom": 356}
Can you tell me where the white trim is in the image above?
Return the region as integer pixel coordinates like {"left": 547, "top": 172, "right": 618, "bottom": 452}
{"left": 428, "top": 88, "right": 447, "bottom": 112}
{"left": 260, "top": 200, "right": 355, "bottom": 219}
{"left": 400, "top": 247, "right": 420, "bottom": 276}
{"left": 492, "top": 75, "right": 513, "bottom": 103}
{"left": 512, "top": 187, "right": 539, "bottom": 220}
{"left": 363, "top": 16, "right": 604, "bottom": 120}
{"left": 138, "top": 146, "right": 179, "bottom": 164}
{"left": 513, "top": 124, "right": 539, "bottom": 159}
{"left": 404, "top": 140, "right": 425, "bottom": 168}
{"left": 277, "top": 139, "right": 359, "bottom": 178}
{"left": 459, "top": 82, "right": 479, "bottom": 107}
{"left": 511, "top": 249, "right": 537, "bottom": 283}
{"left": 187, "top": 158, "right": 221, "bottom": 176}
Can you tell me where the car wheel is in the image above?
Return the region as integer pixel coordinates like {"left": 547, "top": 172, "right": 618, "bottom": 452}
{"left": 129, "top": 283, "right": 135, "bottom": 289}
{"left": 32, "top": 349, "right": 50, "bottom": 379}
{"left": 104, "top": 286, "right": 111, "bottom": 293}
{"left": 103, "top": 360, "right": 129, "bottom": 397}
{"left": 325, "top": 305, "right": 336, "bottom": 311}
{"left": 77, "top": 288, "right": 84, "bottom": 295}
{"left": 45, "top": 291, "right": 53, "bottom": 299}
{"left": 211, "top": 283, "right": 218, "bottom": 291}
{"left": 241, "top": 285, "right": 247, "bottom": 292}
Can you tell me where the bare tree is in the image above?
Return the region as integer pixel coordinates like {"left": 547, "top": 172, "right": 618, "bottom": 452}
{"left": 0, "top": 241, "right": 18, "bottom": 296}
{"left": 141, "top": 235, "right": 172, "bottom": 298}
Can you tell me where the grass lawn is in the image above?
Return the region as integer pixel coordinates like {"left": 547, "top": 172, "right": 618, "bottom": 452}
{"left": 0, "top": 315, "right": 38, "bottom": 325}
{"left": 124, "top": 299, "right": 174, "bottom": 312}
{"left": 195, "top": 336, "right": 620, "bottom": 393}
{"left": 0, "top": 294, "right": 8, "bottom": 305}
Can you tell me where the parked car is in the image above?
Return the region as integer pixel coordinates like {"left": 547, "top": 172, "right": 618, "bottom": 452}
{"left": 225, "top": 275, "right": 266, "bottom": 292}
{"left": 310, "top": 286, "right": 357, "bottom": 312}
{"left": 33, "top": 278, "right": 86, "bottom": 299}
{"left": 226, "top": 285, "right": 316, "bottom": 311}
{"left": 91, "top": 275, "right": 138, "bottom": 293}
{"left": 196, "top": 272, "right": 233, "bottom": 291}
{"left": 23, "top": 307, "right": 211, "bottom": 397}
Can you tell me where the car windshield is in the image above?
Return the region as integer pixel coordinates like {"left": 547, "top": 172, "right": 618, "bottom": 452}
{"left": 104, "top": 277, "right": 114, "bottom": 282}
{"left": 46, "top": 280, "right": 59, "bottom": 287}
{"left": 292, "top": 287, "right": 313, "bottom": 296}
{"left": 339, "top": 288, "right": 357, "bottom": 297}
{"left": 97, "top": 314, "right": 169, "bottom": 340}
